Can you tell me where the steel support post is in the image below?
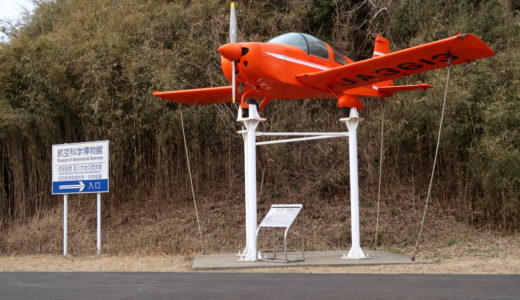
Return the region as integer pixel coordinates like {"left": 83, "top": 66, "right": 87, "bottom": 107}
{"left": 341, "top": 108, "right": 366, "bottom": 259}
{"left": 96, "top": 193, "right": 101, "bottom": 256}
{"left": 237, "top": 104, "right": 265, "bottom": 261}
{"left": 63, "top": 194, "right": 68, "bottom": 256}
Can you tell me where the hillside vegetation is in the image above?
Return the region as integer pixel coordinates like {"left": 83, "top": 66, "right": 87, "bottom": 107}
{"left": 0, "top": 0, "right": 518, "bottom": 255}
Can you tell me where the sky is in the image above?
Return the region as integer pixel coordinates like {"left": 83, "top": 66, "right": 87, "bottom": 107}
{"left": 0, "top": 0, "right": 35, "bottom": 20}
{"left": 0, "top": 0, "right": 36, "bottom": 42}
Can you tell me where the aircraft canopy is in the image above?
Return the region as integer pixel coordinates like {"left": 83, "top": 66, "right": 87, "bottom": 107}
{"left": 267, "top": 33, "right": 329, "bottom": 59}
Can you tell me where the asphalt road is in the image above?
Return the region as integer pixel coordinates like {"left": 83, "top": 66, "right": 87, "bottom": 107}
{"left": 0, "top": 272, "right": 519, "bottom": 299}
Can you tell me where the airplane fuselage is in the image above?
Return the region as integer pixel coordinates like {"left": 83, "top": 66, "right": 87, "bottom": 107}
{"left": 220, "top": 41, "right": 368, "bottom": 102}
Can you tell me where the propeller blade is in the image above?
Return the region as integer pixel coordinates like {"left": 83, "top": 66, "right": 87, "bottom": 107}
{"left": 230, "top": 2, "right": 237, "bottom": 103}
{"left": 231, "top": 62, "right": 236, "bottom": 103}
{"left": 230, "top": 2, "right": 237, "bottom": 43}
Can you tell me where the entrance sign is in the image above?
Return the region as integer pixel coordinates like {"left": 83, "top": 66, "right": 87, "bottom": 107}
{"left": 52, "top": 140, "right": 109, "bottom": 256}
{"left": 52, "top": 141, "right": 109, "bottom": 194}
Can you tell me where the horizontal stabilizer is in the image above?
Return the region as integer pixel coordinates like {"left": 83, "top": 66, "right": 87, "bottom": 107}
{"left": 378, "top": 83, "right": 433, "bottom": 95}
{"left": 296, "top": 33, "right": 495, "bottom": 94}
{"left": 152, "top": 86, "right": 234, "bottom": 105}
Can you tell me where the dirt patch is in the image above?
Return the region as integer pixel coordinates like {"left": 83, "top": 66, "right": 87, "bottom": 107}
{"left": 0, "top": 255, "right": 192, "bottom": 272}
{"left": 222, "top": 257, "right": 520, "bottom": 274}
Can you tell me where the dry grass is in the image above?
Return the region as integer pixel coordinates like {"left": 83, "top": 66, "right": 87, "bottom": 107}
{"left": 1, "top": 186, "right": 519, "bottom": 257}
{"left": 1, "top": 187, "right": 519, "bottom": 273}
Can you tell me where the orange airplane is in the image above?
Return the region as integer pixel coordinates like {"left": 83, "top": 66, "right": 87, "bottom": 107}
{"left": 153, "top": 4, "right": 495, "bottom": 113}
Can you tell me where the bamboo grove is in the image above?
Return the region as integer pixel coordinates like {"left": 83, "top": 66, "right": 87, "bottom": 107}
{"left": 0, "top": 0, "right": 519, "bottom": 232}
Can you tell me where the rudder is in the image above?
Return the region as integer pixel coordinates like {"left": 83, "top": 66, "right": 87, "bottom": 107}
{"left": 373, "top": 35, "right": 393, "bottom": 88}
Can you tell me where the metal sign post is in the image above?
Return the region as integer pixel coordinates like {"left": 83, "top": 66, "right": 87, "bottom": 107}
{"left": 52, "top": 140, "right": 109, "bottom": 256}
{"left": 63, "top": 194, "right": 68, "bottom": 256}
{"left": 96, "top": 193, "right": 101, "bottom": 256}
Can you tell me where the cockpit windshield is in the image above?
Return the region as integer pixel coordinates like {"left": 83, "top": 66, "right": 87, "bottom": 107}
{"left": 267, "top": 32, "right": 330, "bottom": 60}
{"left": 268, "top": 33, "right": 307, "bottom": 53}
{"left": 301, "top": 33, "right": 329, "bottom": 60}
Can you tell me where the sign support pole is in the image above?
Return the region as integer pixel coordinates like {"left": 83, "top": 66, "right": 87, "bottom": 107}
{"left": 63, "top": 194, "right": 68, "bottom": 256}
{"left": 341, "top": 108, "right": 366, "bottom": 259}
{"left": 96, "top": 193, "right": 101, "bottom": 255}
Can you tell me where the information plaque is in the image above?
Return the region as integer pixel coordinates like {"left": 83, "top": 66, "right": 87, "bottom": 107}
{"left": 259, "top": 204, "right": 302, "bottom": 228}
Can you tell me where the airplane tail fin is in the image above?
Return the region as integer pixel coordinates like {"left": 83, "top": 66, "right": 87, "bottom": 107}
{"left": 373, "top": 34, "right": 390, "bottom": 58}
{"left": 372, "top": 35, "right": 393, "bottom": 88}
{"left": 371, "top": 35, "right": 434, "bottom": 96}
{"left": 334, "top": 35, "right": 434, "bottom": 100}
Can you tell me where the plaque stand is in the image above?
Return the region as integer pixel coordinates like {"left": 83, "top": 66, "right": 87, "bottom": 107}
{"left": 256, "top": 204, "right": 304, "bottom": 263}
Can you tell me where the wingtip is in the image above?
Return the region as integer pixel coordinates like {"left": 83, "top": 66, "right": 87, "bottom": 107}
{"left": 420, "top": 83, "right": 434, "bottom": 90}
{"left": 456, "top": 33, "right": 496, "bottom": 57}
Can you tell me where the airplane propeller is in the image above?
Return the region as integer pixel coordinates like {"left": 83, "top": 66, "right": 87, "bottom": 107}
{"left": 220, "top": 2, "right": 250, "bottom": 103}
{"left": 229, "top": 2, "right": 237, "bottom": 103}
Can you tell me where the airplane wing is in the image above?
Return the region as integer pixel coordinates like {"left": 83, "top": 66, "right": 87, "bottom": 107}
{"left": 296, "top": 33, "right": 495, "bottom": 94}
{"left": 152, "top": 86, "right": 234, "bottom": 105}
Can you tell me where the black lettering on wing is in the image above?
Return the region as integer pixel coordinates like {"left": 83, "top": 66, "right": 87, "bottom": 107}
{"left": 432, "top": 53, "right": 458, "bottom": 62}
{"left": 419, "top": 59, "right": 435, "bottom": 65}
{"left": 340, "top": 78, "right": 357, "bottom": 86}
{"left": 356, "top": 74, "right": 378, "bottom": 81}
{"left": 375, "top": 68, "right": 400, "bottom": 76}
{"left": 397, "top": 62, "right": 423, "bottom": 71}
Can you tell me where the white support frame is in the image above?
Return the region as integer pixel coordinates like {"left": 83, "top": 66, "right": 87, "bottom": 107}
{"left": 236, "top": 104, "right": 366, "bottom": 261}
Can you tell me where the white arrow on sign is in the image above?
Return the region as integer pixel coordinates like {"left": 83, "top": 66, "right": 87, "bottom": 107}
{"left": 59, "top": 181, "right": 85, "bottom": 192}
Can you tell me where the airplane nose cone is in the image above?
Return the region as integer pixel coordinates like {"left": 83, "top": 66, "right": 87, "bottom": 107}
{"left": 219, "top": 43, "right": 242, "bottom": 61}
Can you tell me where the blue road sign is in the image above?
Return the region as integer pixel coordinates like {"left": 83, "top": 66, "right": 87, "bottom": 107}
{"left": 52, "top": 141, "right": 109, "bottom": 195}
{"left": 52, "top": 179, "right": 109, "bottom": 194}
